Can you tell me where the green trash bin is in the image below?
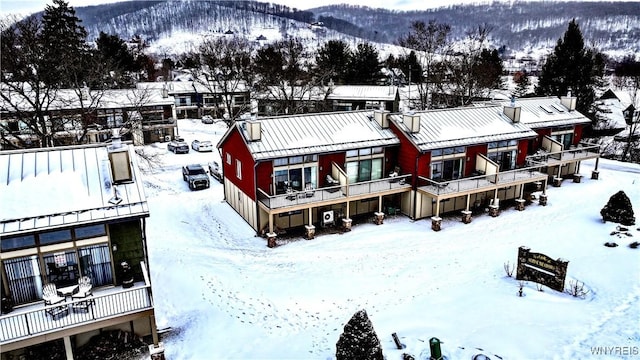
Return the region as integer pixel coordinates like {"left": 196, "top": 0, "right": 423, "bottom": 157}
{"left": 429, "top": 337, "right": 442, "bottom": 360}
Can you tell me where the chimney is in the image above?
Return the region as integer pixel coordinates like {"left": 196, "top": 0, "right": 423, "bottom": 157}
{"left": 503, "top": 96, "right": 521, "bottom": 123}
{"left": 403, "top": 112, "right": 420, "bottom": 133}
{"left": 560, "top": 91, "right": 577, "bottom": 111}
{"left": 245, "top": 118, "right": 261, "bottom": 141}
{"left": 374, "top": 110, "right": 389, "bottom": 129}
{"left": 108, "top": 129, "right": 133, "bottom": 184}
{"left": 162, "top": 85, "right": 169, "bottom": 98}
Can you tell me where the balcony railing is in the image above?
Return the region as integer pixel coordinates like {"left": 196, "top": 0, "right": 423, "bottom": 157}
{"left": 417, "top": 167, "right": 547, "bottom": 197}
{"left": 257, "top": 174, "right": 412, "bottom": 210}
{"left": 526, "top": 142, "right": 600, "bottom": 166}
{"left": 0, "top": 262, "right": 153, "bottom": 347}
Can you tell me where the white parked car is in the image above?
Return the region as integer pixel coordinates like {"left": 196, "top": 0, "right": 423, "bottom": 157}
{"left": 191, "top": 140, "right": 213, "bottom": 152}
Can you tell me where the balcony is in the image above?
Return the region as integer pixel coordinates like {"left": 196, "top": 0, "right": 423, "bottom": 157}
{"left": 257, "top": 174, "right": 412, "bottom": 211}
{"left": 0, "top": 262, "right": 153, "bottom": 352}
{"left": 526, "top": 142, "right": 600, "bottom": 167}
{"left": 417, "top": 167, "right": 548, "bottom": 198}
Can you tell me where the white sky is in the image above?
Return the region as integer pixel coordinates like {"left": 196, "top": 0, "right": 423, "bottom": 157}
{"left": 1, "top": 0, "right": 633, "bottom": 17}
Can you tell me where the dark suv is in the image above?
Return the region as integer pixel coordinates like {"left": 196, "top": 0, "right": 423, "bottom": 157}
{"left": 182, "top": 164, "right": 210, "bottom": 190}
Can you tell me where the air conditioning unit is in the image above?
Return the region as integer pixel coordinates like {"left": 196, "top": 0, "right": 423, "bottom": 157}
{"left": 164, "top": 135, "right": 172, "bottom": 142}
{"left": 322, "top": 210, "right": 334, "bottom": 226}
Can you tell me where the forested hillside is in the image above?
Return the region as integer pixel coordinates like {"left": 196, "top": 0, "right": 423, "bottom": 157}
{"left": 38, "top": 0, "right": 640, "bottom": 58}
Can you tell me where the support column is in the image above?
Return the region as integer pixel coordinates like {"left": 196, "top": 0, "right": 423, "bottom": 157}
{"left": 266, "top": 232, "right": 277, "bottom": 248}
{"left": 64, "top": 336, "right": 74, "bottom": 360}
{"left": 515, "top": 198, "right": 526, "bottom": 211}
{"left": 573, "top": 174, "right": 583, "bottom": 183}
{"left": 461, "top": 210, "right": 472, "bottom": 224}
{"left": 374, "top": 211, "right": 385, "bottom": 225}
{"left": 539, "top": 194, "right": 548, "bottom": 206}
{"left": 431, "top": 216, "right": 442, "bottom": 231}
{"left": 553, "top": 177, "right": 562, "bottom": 187}
{"left": 342, "top": 218, "right": 352, "bottom": 232}
{"left": 591, "top": 170, "right": 600, "bottom": 180}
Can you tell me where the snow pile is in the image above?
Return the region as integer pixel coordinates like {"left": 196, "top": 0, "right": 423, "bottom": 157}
{"left": 139, "top": 119, "right": 640, "bottom": 360}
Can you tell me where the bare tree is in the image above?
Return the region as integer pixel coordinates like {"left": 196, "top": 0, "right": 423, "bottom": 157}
{"left": 397, "top": 20, "right": 451, "bottom": 110}
{"left": 197, "top": 36, "right": 254, "bottom": 126}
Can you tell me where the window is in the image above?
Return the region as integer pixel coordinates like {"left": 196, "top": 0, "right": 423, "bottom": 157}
{"left": 430, "top": 147, "right": 466, "bottom": 180}
{"left": 487, "top": 141, "right": 518, "bottom": 171}
{"left": 346, "top": 147, "right": 384, "bottom": 183}
{"left": 75, "top": 224, "right": 107, "bottom": 239}
{"left": 226, "top": 153, "right": 231, "bottom": 165}
{"left": 1, "top": 234, "right": 35, "bottom": 251}
{"left": 273, "top": 156, "right": 318, "bottom": 194}
{"left": 78, "top": 244, "right": 113, "bottom": 287}
{"left": 235, "top": 159, "right": 242, "bottom": 180}
{"left": 39, "top": 229, "right": 72, "bottom": 245}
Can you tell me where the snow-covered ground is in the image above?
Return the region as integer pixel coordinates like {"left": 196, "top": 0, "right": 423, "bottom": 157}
{"left": 138, "top": 119, "right": 640, "bottom": 360}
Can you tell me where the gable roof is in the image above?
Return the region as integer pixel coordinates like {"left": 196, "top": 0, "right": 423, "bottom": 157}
{"left": 498, "top": 96, "right": 591, "bottom": 129}
{"left": 0, "top": 143, "right": 149, "bottom": 236}
{"left": 389, "top": 105, "right": 537, "bottom": 151}
{"left": 222, "top": 111, "right": 400, "bottom": 161}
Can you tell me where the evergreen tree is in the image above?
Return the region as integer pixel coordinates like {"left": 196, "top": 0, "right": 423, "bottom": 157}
{"left": 253, "top": 37, "right": 314, "bottom": 115}
{"left": 336, "top": 309, "right": 383, "bottom": 360}
{"left": 512, "top": 70, "right": 532, "bottom": 98}
{"left": 472, "top": 48, "right": 504, "bottom": 92}
{"left": 536, "top": 19, "right": 604, "bottom": 116}
{"left": 314, "top": 39, "right": 352, "bottom": 85}
{"left": 346, "top": 42, "right": 381, "bottom": 85}
{"left": 95, "top": 32, "right": 137, "bottom": 87}
{"left": 40, "top": 0, "right": 90, "bottom": 88}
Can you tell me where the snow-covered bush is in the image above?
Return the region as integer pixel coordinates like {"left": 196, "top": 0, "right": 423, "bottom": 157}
{"left": 336, "top": 309, "right": 383, "bottom": 360}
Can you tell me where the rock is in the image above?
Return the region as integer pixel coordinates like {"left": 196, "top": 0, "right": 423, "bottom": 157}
{"left": 600, "top": 191, "right": 636, "bottom": 226}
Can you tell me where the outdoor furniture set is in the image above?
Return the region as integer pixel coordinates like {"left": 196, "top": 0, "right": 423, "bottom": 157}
{"left": 42, "top": 276, "right": 94, "bottom": 319}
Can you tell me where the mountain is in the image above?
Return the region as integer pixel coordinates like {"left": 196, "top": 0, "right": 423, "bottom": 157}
{"left": 70, "top": 0, "right": 640, "bottom": 58}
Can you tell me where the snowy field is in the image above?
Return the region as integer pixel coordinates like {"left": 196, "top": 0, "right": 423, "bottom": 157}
{"left": 139, "top": 119, "right": 640, "bottom": 360}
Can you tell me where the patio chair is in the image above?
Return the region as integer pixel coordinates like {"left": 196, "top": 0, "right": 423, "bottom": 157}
{"left": 42, "top": 283, "right": 68, "bottom": 318}
{"left": 304, "top": 182, "right": 315, "bottom": 197}
{"left": 71, "top": 276, "right": 94, "bottom": 313}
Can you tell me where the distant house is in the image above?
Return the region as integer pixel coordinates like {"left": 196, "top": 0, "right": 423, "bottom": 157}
{"left": 0, "top": 140, "right": 162, "bottom": 358}
{"left": 0, "top": 86, "right": 176, "bottom": 149}
{"left": 137, "top": 79, "right": 251, "bottom": 120}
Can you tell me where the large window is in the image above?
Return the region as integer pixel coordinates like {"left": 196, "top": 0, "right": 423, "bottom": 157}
{"left": 487, "top": 140, "right": 518, "bottom": 171}
{"left": 273, "top": 155, "right": 318, "bottom": 194}
{"left": 346, "top": 147, "right": 384, "bottom": 183}
{"left": 431, "top": 146, "right": 465, "bottom": 181}
{"left": 552, "top": 128, "right": 574, "bottom": 150}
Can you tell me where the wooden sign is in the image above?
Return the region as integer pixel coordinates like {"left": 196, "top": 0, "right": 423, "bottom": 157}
{"left": 516, "top": 246, "right": 568, "bottom": 292}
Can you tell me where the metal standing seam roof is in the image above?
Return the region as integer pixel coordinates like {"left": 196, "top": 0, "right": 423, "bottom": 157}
{"left": 498, "top": 97, "right": 591, "bottom": 128}
{"left": 389, "top": 105, "right": 539, "bottom": 151}
{"left": 242, "top": 111, "right": 400, "bottom": 161}
{"left": 0, "top": 143, "right": 149, "bottom": 236}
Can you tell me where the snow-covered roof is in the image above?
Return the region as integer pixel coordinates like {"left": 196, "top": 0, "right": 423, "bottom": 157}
{"left": 497, "top": 96, "right": 591, "bottom": 129}
{"left": 136, "top": 80, "right": 249, "bottom": 95}
{"left": 234, "top": 111, "right": 400, "bottom": 161}
{"left": 1, "top": 87, "right": 174, "bottom": 113}
{"left": 0, "top": 143, "right": 149, "bottom": 236}
{"left": 612, "top": 89, "right": 640, "bottom": 109}
{"left": 389, "top": 105, "right": 537, "bottom": 151}
{"left": 327, "top": 86, "right": 398, "bottom": 101}
{"left": 593, "top": 97, "right": 628, "bottom": 131}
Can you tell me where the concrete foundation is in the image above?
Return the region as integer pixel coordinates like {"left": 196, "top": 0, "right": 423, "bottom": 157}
{"left": 342, "top": 218, "right": 352, "bottom": 232}
{"left": 266, "top": 232, "right": 277, "bottom": 248}
{"left": 553, "top": 177, "right": 563, "bottom": 187}
{"left": 461, "top": 210, "right": 472, "bottom": 224}
{"left": 592, "top": 170, "right": 599, "bottom": 180}
{"left": 539, "top": 194, "right": 548, "bottom": 206}
{"left": 431, "top": 216, "right": 442, "bottom": 231}
{"left": 374, "top": 211, "right": 385, "bottom": 225}
{"left": 489, "top": 204, "right": 500, "bottom": 217}
{"left": 573, "top": 174, "right": 583, "bottom": 183}
{"left": 149, "top": 342, "right": 165, "bottom": 360}
{"left": 515, "top": 199, "right": 526, "bottom": 211}
{"left": 304, "top": 225, "right": 315, "bottom": 240}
